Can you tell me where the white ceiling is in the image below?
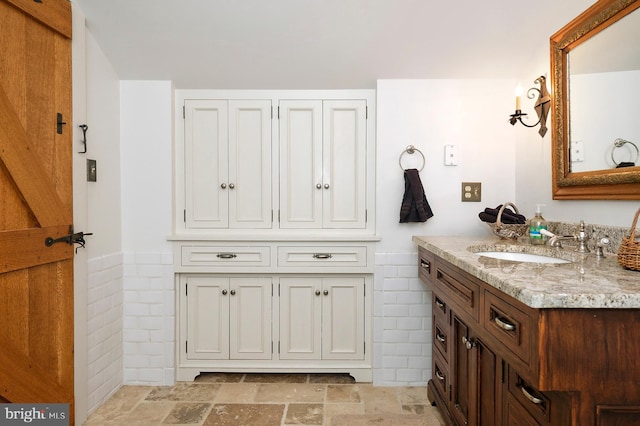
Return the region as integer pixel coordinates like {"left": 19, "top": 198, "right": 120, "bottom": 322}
{"left": 73, "top": 0, "right": 596, "bottom": 89}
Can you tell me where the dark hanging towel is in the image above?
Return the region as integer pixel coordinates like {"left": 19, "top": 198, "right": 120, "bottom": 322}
{"left": 399, "top": 168, "right": 434, "bottom": 223}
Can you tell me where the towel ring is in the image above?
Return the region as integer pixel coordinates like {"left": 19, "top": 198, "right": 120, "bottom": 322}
{"left": 399, "top": 145, "right": 425, "bottom": 171}
{"left": 610, "top": 138, "right": 639, "bottom": 166}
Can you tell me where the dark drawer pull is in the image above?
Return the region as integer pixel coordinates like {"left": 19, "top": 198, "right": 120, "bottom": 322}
{"left": 435, "top": 370, "right": 445, "bottom": 381}
{"left": 521, "top": 386, "right": 544, "bottom": 405}
{"left": 435, "top": 297, "right": 445, "bottom": 310}
{"left": 216, "top": 253, "right": 237, "bottom": 259}
{"left": 313, "top": 253, "right": 333, "bottom": 259}
{"left": 435, "top": 331, "right": 446, "bottom": 344}
{"left": 494, "top": 316, "right": 516, "bottom": 331}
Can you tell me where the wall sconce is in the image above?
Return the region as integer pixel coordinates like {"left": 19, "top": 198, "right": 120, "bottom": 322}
{"left": 509, "top": 75, "right": 551, "bottom": 137}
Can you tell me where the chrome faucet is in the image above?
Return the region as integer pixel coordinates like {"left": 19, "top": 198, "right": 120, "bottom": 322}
{"left": 539, "top": 221, "right": 591, "bottom": 253}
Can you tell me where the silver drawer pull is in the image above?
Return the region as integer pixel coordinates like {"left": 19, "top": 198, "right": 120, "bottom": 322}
{"left": 313, "top": 253, "right": 333, "bottom": 259}
{"left": 435, "top": 332, "right": 446, "bottom": 344}
{"left": 521, "top": 386, "right": 544, "bottom": 405}
{"left": 216, "top": 253, "right": 237, "bottom": 259}
{"left": 420, "top": 259, "right": 431, "bottom": 272}
{"left": 435, "top": 370, "right": 445, "bottom": 381}
{"left": 494, "top": 316, "right": 516, "bottom": 331}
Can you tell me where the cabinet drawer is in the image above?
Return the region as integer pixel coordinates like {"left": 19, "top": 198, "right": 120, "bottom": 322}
{"left": 483, "top": 289, "right": 536, "bottom": 366}
{"left": 181, "top": 246, "right": 271, "bottom": 267}
{"left": 277, "top": 246, "right": 367, "bottom": 268}
{"left": 418, "top": 247, "right": 435, "bottom": 285}
{"left": 432, "top": 292, "right": 449, "bottom": 324}
{"left": 432, "top": 351, "right": 449, "bottom": 403}
{"left": 507, "top": 367, "right": 551, "bottom": 425}
{"left": 434, "top": 260, "right": 480, "bottom": 321}
{"left": 433, "top": 315, "right": 449, "bottom": 362}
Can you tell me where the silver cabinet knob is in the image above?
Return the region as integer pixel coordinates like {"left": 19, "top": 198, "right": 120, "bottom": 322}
{"left": 324, "top": 183, "right": 330, "bottom": 189}
{"left": 230, "top": 289, "right": 236, "bottom": 296}
{"left": 222, "top": 289, "right": 228, "bottom": 295}
{"left": 229, "top": 183, "right": 235, "bottom": 189}
{"left": 315, "top": 290, "right": 321, "bottom": 296}
{"left": 323, "top": 290, "right": 329, "bottom": 296}
{"left": 316, "top": 183, "right": 322, "bottom": 189}
{"left": 221, "top": 183, "right": 227, "bottom": 189}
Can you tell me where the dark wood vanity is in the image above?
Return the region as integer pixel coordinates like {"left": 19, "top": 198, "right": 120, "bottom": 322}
{"left": 418, "top": 245, "right": 640, "bottom": 426}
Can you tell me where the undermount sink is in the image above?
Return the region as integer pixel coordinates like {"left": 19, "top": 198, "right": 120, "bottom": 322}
{"left": 475, "top": 251, "right": 571, "bottom": 264}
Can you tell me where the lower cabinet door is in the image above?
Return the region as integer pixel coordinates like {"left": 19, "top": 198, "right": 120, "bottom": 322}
{"left": 279, "top": 277, "right": 322, "bottom": 360}
{"left": 229, "top": 277, "right": 273, "bottom": 360}
{"left": 184, "top": 275, "right": 272, "bottom": 360}
{"left": 185, "top": 275, "right": 230, "bottom": 360}
{"left": 279, "top": 276, "right": 365, "bottom": 360}
{"left": 321, "top": 277, "right": 365, "bottom": 360}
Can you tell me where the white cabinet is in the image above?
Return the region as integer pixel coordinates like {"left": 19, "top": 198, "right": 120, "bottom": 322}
{"left": 181, "top": 275, "right": 272, "bottom": 361}
{"left": 279, "top": 100, "right": 367, "bottom": 229}
{"left": 173, "top": 90, "right": 376, "bottom": 383}
{"left": 279, "top": 277, "right": 365, "bottom": 361}
{"left": 184, "top": 99, "right": 272, "bottom": 229}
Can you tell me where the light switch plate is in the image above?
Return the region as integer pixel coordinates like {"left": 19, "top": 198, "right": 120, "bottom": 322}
{"left": 87, "top": 159, "right": 97, "bottom": 182}
{"left": 462, "top": 182, "right": 481, "bottom": 202}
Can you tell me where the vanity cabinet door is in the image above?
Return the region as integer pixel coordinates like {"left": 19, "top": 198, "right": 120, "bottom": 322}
{"left": 452, "top": 314, "right": 501, "bottom": 426}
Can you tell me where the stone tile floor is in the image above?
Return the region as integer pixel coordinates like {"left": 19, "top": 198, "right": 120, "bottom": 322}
{"left": 83, "top": 373, "right": 446, "bottom": 425}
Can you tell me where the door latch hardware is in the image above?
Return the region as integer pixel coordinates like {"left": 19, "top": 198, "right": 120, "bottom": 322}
{"left": 45, "top": 226, "right": 93, "bottom": 252}
{"left": 56, "top": 113, "right": 67, "bottom": 134}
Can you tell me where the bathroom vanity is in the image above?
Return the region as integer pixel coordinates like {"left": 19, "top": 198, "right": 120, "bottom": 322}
{"left": 414, "top": 236, "right": 640, "bottom": 426}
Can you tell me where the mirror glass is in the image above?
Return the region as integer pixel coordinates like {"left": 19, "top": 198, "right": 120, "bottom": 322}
{"left": 551, "top": 0, "right": 640, "bottom": 199}
{"left": 568, "top": 9, "right": 640, "bottom": 172}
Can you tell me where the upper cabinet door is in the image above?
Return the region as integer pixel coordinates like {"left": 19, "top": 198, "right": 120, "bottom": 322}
{"left": 184, "top": 99, "right": 272, "bottom": 229}
{"left": 228, "top": 100, "right": 272, "bottom": 229}
{"left": 322, "top": 100, "right": 367, "bottom": 229}
{"left": 185, "top": 100, "right": 229, "bottom": 228}
{"left": 279, "top": 100, "right": 323, "bottom": 229}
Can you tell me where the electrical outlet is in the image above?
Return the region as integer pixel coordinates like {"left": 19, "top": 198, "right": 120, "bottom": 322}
{"left": 462, "top": 182, "right": 481, "bottom": 202}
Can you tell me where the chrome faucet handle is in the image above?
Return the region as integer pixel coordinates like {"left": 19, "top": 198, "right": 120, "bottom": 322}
{"left": 595, "top": 235, "right": 611, "bottom": 259}
{"left": 575, "top": 220, "right": 590, "bottom": 253}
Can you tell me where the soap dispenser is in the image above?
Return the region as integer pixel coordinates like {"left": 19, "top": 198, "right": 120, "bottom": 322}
{"left": 529, "top": 204, "right": 548, "bottom": 245}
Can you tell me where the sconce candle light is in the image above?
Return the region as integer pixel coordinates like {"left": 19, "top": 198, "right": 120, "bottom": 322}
{"left": 509, "top": 76, "right": 551, "bottom": 137}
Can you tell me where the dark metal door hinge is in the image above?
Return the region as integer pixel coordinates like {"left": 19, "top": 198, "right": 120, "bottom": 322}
{"left": 56, "top": 113, "right": 67, "bottom": 134}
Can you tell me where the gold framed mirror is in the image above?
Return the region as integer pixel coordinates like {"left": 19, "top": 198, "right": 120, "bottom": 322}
{"left": 551, "top": 0, "right": 640, "bottom": 199}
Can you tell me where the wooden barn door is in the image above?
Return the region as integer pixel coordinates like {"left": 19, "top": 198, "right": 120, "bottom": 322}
{"left": 0, "top": 0, "right": 74, "bottom": 422}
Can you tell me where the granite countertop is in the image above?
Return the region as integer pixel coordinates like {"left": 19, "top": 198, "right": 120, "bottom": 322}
{"left": 413, "top": 235, "right": 640, "bottom": 309}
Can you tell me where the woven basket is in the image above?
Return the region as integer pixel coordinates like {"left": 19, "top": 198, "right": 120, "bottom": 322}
{"left": 618, "top": 208, "right": 640, "bottom": 271}
{"left": 486, "top": 202, "right": 529, "bottom": 240}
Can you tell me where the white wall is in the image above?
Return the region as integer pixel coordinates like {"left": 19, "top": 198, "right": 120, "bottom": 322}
{"left": 373, "top": 79, "right": 518, "bottom": 384}
{"left": 120, "top": 81, "right": 176, "bottom": 386}
{"left": 84, "top": 24, "right": 125, "bottom": 416}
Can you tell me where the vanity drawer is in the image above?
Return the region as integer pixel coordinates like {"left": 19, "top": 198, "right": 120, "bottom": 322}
{"left": 432, "top": 292, "right": 449, "bottom": 324}
{"left": 418, "top": 247, "right": 435, "bottom": 285}
{"left": 483, "top": 289, "right": 537, "bottom": 367}
{"left": 181, "top": 245, "right": 271, "bottom": 267}
{"left": 507, "top": 367, "right": 551, "bottom": 425}
{"left": 431, "top": 350, "right": 449, "bottom": 403}
{"left": 433, "top": 315, "right": 450, "bottom": 362}
{"left": 434, "top": 260, "right": 480, "bottom": 321}
{"left": 277, "top": 246, "right": 367, "bottom": 268}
